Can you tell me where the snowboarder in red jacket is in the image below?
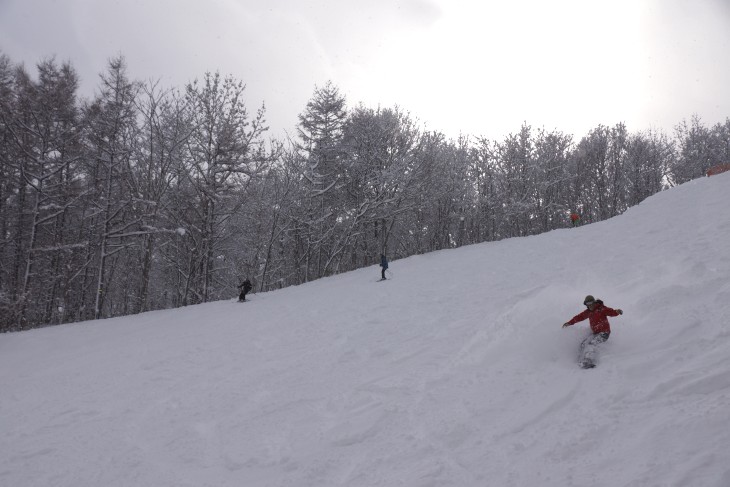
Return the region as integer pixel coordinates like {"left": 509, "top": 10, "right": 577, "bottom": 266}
{"left": 562, "top": 295, "right": 623, "bottom": 367}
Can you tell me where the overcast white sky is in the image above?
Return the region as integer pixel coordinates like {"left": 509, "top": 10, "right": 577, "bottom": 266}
{"left": 1, "top": 0, "right": 729, "bottom": 140}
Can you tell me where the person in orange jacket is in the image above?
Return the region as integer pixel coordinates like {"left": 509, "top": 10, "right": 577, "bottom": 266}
{"left": 569, "top": 212, "right": 580, "bottom": 227}
{"left": 562, "top": 295, "right": 623, "bottom": 368}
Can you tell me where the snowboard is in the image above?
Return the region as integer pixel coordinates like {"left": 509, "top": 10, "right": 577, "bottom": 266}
{"left": 579, "top": 358, "right": 596, "bottom": 369}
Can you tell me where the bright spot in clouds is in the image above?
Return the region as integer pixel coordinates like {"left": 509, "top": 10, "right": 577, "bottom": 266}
{"left": 0, "top": 0, "right": 728, "bottom": 140}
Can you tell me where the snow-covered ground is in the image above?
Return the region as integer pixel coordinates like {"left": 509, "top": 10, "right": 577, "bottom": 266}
{"left": 2, "top": 173, "right": 730, "bottom": 487}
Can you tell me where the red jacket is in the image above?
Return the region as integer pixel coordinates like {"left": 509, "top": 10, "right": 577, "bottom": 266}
{"left": 566, "top": 302, "right": 620, "bottom": 334}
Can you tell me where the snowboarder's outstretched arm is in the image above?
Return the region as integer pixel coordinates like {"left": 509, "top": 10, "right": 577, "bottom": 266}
{"left": 562, "top": 309, "right": 590, "bottom": 328}
{"left": 604, "top": 306, "right": 623, "bottom": 316}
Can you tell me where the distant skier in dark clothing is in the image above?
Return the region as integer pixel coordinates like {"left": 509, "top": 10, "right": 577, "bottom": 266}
{"left": 562, "top": 295, "right": 623, "bottom": 368}
{"left": 379, "top": 254, "right": 388, "bottom": 280}
{"left": 238, "top": 278, "right": 253, "bottom": 302}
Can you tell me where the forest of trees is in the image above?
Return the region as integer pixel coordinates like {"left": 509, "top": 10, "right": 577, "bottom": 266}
{"left": 1, "top": 53, "right": 729, "bottom": 331}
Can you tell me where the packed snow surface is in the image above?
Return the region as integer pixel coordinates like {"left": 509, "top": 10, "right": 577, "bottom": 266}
{"left": 2, "top": 174, "right": 730, "bottom": 487}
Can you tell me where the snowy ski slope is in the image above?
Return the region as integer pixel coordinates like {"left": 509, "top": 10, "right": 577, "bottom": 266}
{"left": 2, "top": 173, "right": 729, "bottom": 487}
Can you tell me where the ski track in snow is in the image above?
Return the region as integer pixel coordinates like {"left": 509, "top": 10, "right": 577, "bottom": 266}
{"left": 2, "top": 173, "right": 730, "bottom": 486}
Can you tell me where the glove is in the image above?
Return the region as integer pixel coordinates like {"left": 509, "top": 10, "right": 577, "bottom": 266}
{"left": 617, "top": 309, "right": 623, "bottom": 315}
{"left": 562, "top": 322, "right": 570, "bottom": 328}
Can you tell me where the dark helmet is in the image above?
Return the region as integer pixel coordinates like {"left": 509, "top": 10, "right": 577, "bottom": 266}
{"left": 583, "top": 295, "right": 596, "bottom": 305}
